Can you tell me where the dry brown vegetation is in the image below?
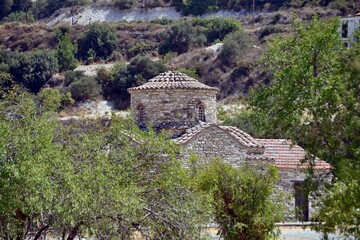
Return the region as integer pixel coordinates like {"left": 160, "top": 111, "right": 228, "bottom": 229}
{"left": 0, "top": 5, "right": 345, "bottom": 103}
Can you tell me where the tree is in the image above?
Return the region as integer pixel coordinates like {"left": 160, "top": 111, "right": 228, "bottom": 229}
{"left": 38, "top": 87, "right": 62, "bottom": 111}
{"left": 159, "top": 21, "right": 194, "bottom": 55}
{"left": 0, "top": 72, "right": 19, "bottom": 99}
{"left": 8, "top": 50, "right": 59, "bottom": 93}
{"left": 68, "top": 76, "right": 101, "bottom": 101}
{"left": 218, "top": 30, "right": 252, "bottom": 67}
{"left": 77, "top": 23, "right": 118, "bottom": 61}
{"left": 205, "top": 17, "right": 241, "bottom": 43}
{"left": 31, "top": 0, "right": 47, "bottom": 20}
{"left": 194, "top": 159, "right": 282, "bottom": 240}
{"left": 186, "top": 0, "right": 218, "bottom": 15}
{"left": 95, "top": 57, "right": 166, "bottom": 109}
{"left": 57, "top": 33, "right": 78, "bottom": 72}
{"left": 250, "top": 17, "right": 360, "bottom": 237}
{"left": 11, "top": 0, "right": 32, "bottom": 12}
{"left": 0, "top": 93, "right": 208, "bottom": 240}
{"left": 0, "top": 0, "right": 13, "bottom": 19}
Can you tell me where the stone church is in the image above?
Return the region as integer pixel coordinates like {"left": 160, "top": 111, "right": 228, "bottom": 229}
{"left": 128, "top": 71, "right": 331, "bottom": 221}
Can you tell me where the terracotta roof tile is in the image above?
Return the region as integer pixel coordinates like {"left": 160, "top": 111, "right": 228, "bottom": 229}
{"left": 128, "top": 71, "right": 219, "bottom": 92}
{"left": 256, "top": 139, "right": 332, "bottom": 171}
{"left": 220, "top": 126, "right": 263, "bottom": 148}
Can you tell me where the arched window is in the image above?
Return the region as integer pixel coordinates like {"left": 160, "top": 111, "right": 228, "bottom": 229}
{"left": 196, "top": 102, "right": 206, "bottom": 122}
{"left": 136, "top": 103, "right": 145, "bottom": 124}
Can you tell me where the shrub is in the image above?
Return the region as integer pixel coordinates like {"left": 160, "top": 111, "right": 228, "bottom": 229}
{"left": 206, "top": 17, "right": 241, "bottom": 43}
{"left": 159, "top": 21, "right": 194, "bottom": 55}
{"left": 113, "top": 0, "right": 135, "bottom": 9}
{"left": 127, "top": 56, "right": 167, "bottom": 85}
{"left": 186, "top": 0, "right": 218, "bottom": 15}
{"left": 127, "top": 41, "right": 153, "bottom": 58}
{"left": 77, "top": 23, "right": 118, "bottom": 61}
{"left": 61, "top": 91, "right": 75, "bottom": 107}
{"left": 64, "top": 70, "right": 85, "bottom": 87}
{"left": 218, "top": 31, "right": 252, "bottom": 67}
{"left": 68, "top": 76, "right": 101, "bottom": 101}
{"left": 0, "top": 0, "right": 13, "bottom": 19}
{"left": 257, "top": 25, "right": 283, "bottom": 40}
{"left": 176, "top": 68, "right": 199, "bottom": 80}
{"left": 195, "top": 159, "right": 283, "bottom": 240}
{"left": 9, "top": 50, "right": 59, "bottom": 93}
{"left": 0, "top": 72, "right": 19, "bottom": 98}
{"left": 38, "top": 88, "right": 62, "bottom": 112}
{"left": 57, "top": 33, "right": 78, "bottom": 72}
{"left": 7, "top": 11, "right": 35, "bottom": 23}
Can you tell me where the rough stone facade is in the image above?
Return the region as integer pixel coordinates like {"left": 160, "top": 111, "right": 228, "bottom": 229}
{"left": 128, "top": 71, "right": 332, "bottom": 222}
{"left": 130, "top": 89, "right": 217, "bottom": 128}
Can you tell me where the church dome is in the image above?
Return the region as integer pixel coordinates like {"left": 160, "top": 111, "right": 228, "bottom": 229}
{"left": 128, "top": 71, "right": 218, "bottom": 129}
{"left": 128, "top": 71, "right": 219, "bottom": 92}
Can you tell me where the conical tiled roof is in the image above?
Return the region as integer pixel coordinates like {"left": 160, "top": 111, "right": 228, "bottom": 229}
{"left": 128, "top": 71, "right": 219, "bottom": 92}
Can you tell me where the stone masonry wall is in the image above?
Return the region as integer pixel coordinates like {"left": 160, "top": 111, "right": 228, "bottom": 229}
{"left": 130, "top": 89, "right": 217, "bottom": 127}
{"left": 182, "top": 126, "right": 247, "bottom": 167}
{"left": 276, "top": 170, "right": 330, "bottom": 221}
{"left": 180, "top": 127, "right": 327, "bottom": 222}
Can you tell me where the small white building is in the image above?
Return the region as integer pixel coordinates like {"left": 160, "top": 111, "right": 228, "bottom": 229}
{"left": 340, "top": 13, "right": 360, "bottom": 47}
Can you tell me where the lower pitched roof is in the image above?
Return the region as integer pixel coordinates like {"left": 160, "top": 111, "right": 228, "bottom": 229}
{"left": 257, "top": 139, "right": 332, "bottom": 171}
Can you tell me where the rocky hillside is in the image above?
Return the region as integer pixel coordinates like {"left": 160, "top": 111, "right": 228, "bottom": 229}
{"left": 0, "top": 0, "right": 359, "bottom": 111}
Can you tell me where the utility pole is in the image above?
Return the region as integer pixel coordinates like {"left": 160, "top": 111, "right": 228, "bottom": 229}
{"left": 252, "top": 0, "right": 255, "bottom": 18}
{"left": 71, "top": 0, "right": 75, "bottom": 26}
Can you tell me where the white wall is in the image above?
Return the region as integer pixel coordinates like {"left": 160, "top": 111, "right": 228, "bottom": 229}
{"left": 340, "top": 16, "right": 360, "bottom": 47}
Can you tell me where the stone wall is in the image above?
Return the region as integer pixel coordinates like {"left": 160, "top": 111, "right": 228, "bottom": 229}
{"left": 181, "top": 125, "right": 247, "bottom": 167}
{"left": 277, "top": 170, "right": 331, "bottom": 221}
{"left": 179, "top": 127, "right": 328, "bottom": 222}
{"left": 130, "top": 89, "right": 217, "bottom": 128}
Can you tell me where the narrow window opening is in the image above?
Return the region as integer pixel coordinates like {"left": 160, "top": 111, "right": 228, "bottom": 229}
{"left": 136, "top": 103, "right": 145, "bottom": 125}
{"left": 196, "top": 103, "right": 206, "bottom": 122}
{"left": 294, "top": 182, "right": 309, "bottom": 221}
{"left": 342, "top": 23, "right": 348, "bottom": 39}
{"left": 139, "top": 106, "right": 145, "bottom": 123}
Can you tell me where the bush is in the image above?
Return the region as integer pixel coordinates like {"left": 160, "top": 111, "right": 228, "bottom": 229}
{"left": 7, "top": 11, "right": 35, "bottom": 23}
{"left": 218, "top": 31, "right": 252, "bottom": 67}
{"left": 159, "top": 21, "right": 194, "bottom": 55}
{"left": 57, "top": 33, "right": 78, "bottom": 72}
{"left": 127, "top": 41, "right": 153, "bottom": 58}
{"left": 77, "top": 23, "right": 118, "bottom": 61}
{"left": 38, "top": 88, "right": 62, "bottom": 112}
{"left": 206, "top": 17, "right": 241, "bottom": 43}
{"left": 64, "top": 70, "right": 85, "bottom": 87}
{"left": 257, "top": 25, "right": 284, "bottom": 40}
{"left": 113, "top": 0, "right": 135, "bottom": 9}
{"left": 127, "top": 56, "right": 167, "bottom": 84}
{"left": 186, "top": 0, "right": 218, "bottom": 15}
{"left": 95, "top": 57, "right": 166, "bottom": 109}
{"left": 0, "top": 72, "right": 19, "bottom": 99}
{"left": 68, "top": 76, "right": 101, "bottom": 101}
{"left": 195, "top": 159, "right": 283, "bottom": 240}
{"left": 9, "top": 50, "right": 59, "bottom": 93}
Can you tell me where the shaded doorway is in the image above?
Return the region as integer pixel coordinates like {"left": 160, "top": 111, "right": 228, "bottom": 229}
{"left": 294, "top": 181, "right": 309, "bottom": 221}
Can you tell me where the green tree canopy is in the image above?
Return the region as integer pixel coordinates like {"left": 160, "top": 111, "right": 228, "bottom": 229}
{"left": 0, "top": 0, "right": 13, "bottom": 19}
{"left": 159, "top": 21, "right": 195, "bottom": 55}
{"left": 0, "top": 93, "right": 208, "bottom": 240}
{"left": 250, "top": 17, "right": 360, "bottom": 237}
{"left": 194, "top": 159, "right": 282, "bottom": 240}
{"left": 7, "top": 50, "right": 58, "bottom": 93}
{"left": 77, "top": 23, "right": 118, "bottom": 61}
{"left": 57, "top": 33, "right": 78, "bottom": 72}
